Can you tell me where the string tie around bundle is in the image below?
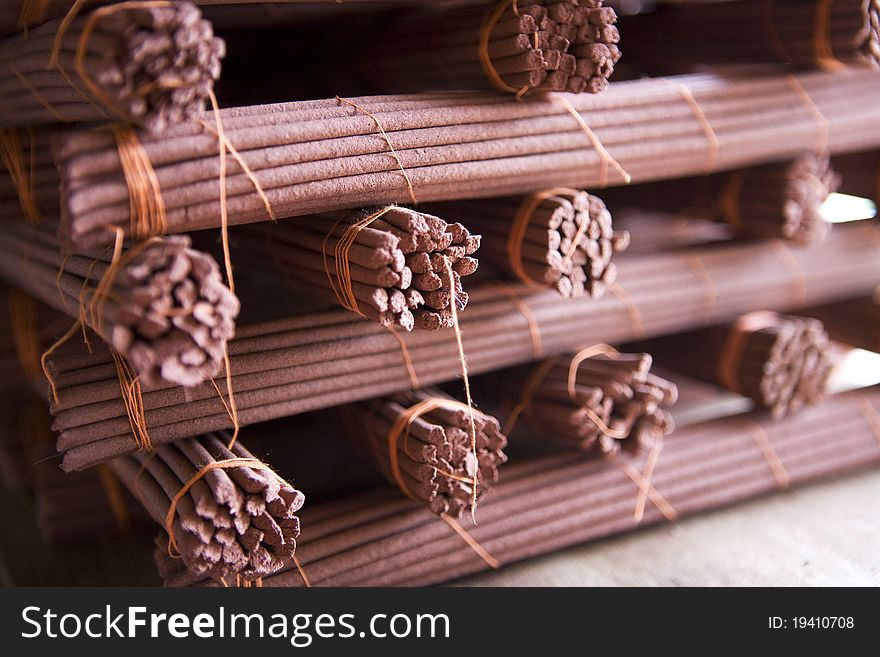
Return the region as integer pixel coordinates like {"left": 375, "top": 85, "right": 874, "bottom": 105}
{"left": 716, "top": 169, "right": 747, "bottom": 228}
{"left": 633, "top": 437, "right": 666, "bottom": 523}
{"left": 8, "top": 290, "right": 43, "bottom": 385}
{"left": 613, "top": 453, "right": 678, "bottom": 522}
{"left": 503, "top": 344, "right": 627, "bottom": 439}
{"left": 478, "top": 0, "right": 530, "bottom": 98}
{"left": 507, "top": 187, "right": 583, "bottom": 288}
{"left": 18, "top": 0, "right": 50, "bottom": 30}
{"left": 492, "top": 282, "right": 544, "bottom": 359}
{"left": 772, "top": 240, "right": 808, "bottom": 306}
{"left": 322, "top": 207, "right": 395, "bottom": 315}
{"left": 0, "top": 129, "right": 41, "bottom": 223}
{"left": 786, "top": 76, "right": 830, "bottom": 154}
{"left": 715, "top": 311, "right": 780, "bottom": 395}
{"left": 608, "top": 282, "right": 646, "bottom": 338}
{"left": 762, "top": 0, "right": 794, "bottom": 64}
{"left": 550, "top": 95, "right": 631, "bottom": 188}
{"left": 672, "top": 82, "right": 719, "bottom": 174}
{"left": 386, "top": 397, "right": 480, "bottom": 516}
{"left": 385, "top": 325, "right": 421, "bottom": 388}
{"left": 813, "top": 0, "right": 845, "bottom": 70}
{"left": 165, "top": 458, "right": 293, "bottom": 556}
{"left": 745, "top": 422, "right": 789, "bottom": 488}
{"left": 685, "top": 255, "right": 717, "bottom": 321}
{"left": 857, "top": 396, "right": 880, "bottom": 445}
{"left": 112, "top": 125, "right": 168, "bottom": 241}
{"left": 440, "top": 513, "right": 501, "bottom": 569}
{"left": 336, "top": 96, "right": 418, "bottom": 205}
{"left": 111, "top": 350, "right": 152, "bottom": 453}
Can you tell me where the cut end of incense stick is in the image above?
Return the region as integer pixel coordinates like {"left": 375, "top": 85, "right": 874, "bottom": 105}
{"left": 87, "top": 2, "right": 225, "bottom": 132}
{"left": 109, "top": 235, "right": 239, "bottom": 388}
{"left": 480, "top": 1, "right": 621, "bottom": 94}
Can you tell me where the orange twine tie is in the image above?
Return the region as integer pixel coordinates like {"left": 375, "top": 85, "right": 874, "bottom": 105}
{"left": 609, "top": 282, "right": 646, "bottom": 338}
{"left": 440, "top": 512, "right": 501, "bottom": 569}
{"left": 0, "top": 129, "right": 41, "bottom": 223}
{"left": 386, "top": 397, "right": 480, "bottom": 518}
{"left": 385, "top": 325, "right": 420, "bottom": 388}
{"left": 674, "top": 83, "right": 719, "bottom": 173}
{"left": 550, "top": 95, "right": 631, "bottom": 188}
{"left": 112, "top": 125, "right": 167, "bottom": 240}
{"left": 507, "top": 187, "right": 583, "bottom": 288}
{"left": 746, "top": 422, "right": 789, "bottom": 488}
{"left": 478, "top": 0, "right": 529, "bottom": 97}
{"left": 336, "top": 96, "right": 418, "bottom": 205}
{"left": 323, "top": 207, "right": 395, "bottom": 315}
{"left": 492, "top": 282, "right": 543, "bottom": 359}
{"left": 715, "top": 311, "right": 780, "bottom": 395}
{"left": 857, "top": 397, "right": 880, "bottom": 446}
{"left": 633, "top": 437, "right": 665, "bottom": 523}
{"left": 165, "top": 458, "right": 292, "bottom": 556}
{"left": 612, "top": 454, "right": 678, "bottom": 522}
{"left": 787, "top": 75, "right": 830, "bottom": 154}
{"left": 813, "top": 0, "right": 844, "bottom": 70}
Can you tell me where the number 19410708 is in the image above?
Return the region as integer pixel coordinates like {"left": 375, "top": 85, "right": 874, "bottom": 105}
{"left": 768, "top": 617, "right": 854, "bottom": 629}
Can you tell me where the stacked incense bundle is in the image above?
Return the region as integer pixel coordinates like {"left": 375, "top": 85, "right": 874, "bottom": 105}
{"left": 600, "top": 155, "right": 840, "bottom": 244}
{"left": 326, "top": 0, "right": 621, "bottom": 95}
{"left": 45, "top": 221, "right": 880, "bottom": 472}
{"left": 162, "top": 388, "right": 880, "bottom": 587}
{"left": 0, "top": 1, "right": 225, "bottom": 131}
{"left": 51, "top": 68, "right": 880, "bottom": 251}
{"left": 428, "top": 190, "right": 628, "bottom": 298}
{"left": 833, "top": 149, "right": 880, "bottom": 204}
{"left": 110, "top": 432, "right": 305, "bottom": 585}
{"left": 804, "top": 293, "right": 880, "bottom": 352}
{"left": 619, "top": 0, "right": 880, "bottom": 70}
{"left": 23, "top": 396, "right": 147, "bottom": 544}
{"left": 348, "top": 388, "right": 508, "bottom": 517}
{"left": 647, "top": 312, "right": 833, "bottom": 419}
{"left": 0, "top": 223, "right": 239, "bottom": 387}
{"left": 237, "top": 207, "right": 480, "bottom": 331}
{"left": 499, "top": 349, "right": 677, "bottom": 454}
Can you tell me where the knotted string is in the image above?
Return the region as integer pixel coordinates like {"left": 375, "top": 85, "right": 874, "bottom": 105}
{"left": 322, "top": 207, "right": 395, "bottom": 315}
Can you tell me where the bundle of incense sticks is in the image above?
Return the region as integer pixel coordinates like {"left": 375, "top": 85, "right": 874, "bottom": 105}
{"left": 45, "top": 68, "right": 880, "bottom": 250}
{"left": 804, "top": 293, "right": 880, "bottom": 352}
{"left": 611, "top": 210, "right": 732, "bottom": 256}
{"left": 600, "top": 155, "right": 840, "bottom": 244}
{"left": 427, "top": 190, "right": 628, "bottom": 298}
{"left": 0, "top": 2, "right": 225, "bottom": 132}
{"left": 235, "top": 207, "right": 480, "bottom": 331}
{"left": 303, "top": 0, "right": 621, "bottom": 95}
{"left": 110, "top": 432, "right": 305, "bottom": 584}
{"left": 0, "top": 223, "right": 239, "bottom": 388}
{"left": 618, "top": 0, "right": 880, "bottom": 70}
{"left": 22, "top": 395, "right": 148, "bottom": 544}
{"left": 832, "top": 149, "right": 880, "bottom": 204}
{"left": 646, "top": 312, "right": 833, "bottom": 419}
{"left": 46, "top": 221, "right": 880, "bottom": 472}
{"left": 347, "top": 388, "right": 508, "bottom": 517}
{"left": 494, "top": 349, "right": 677, "bottom": 454}
{"left": 161, "top": 387, "right": 880, "bottom": 587}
